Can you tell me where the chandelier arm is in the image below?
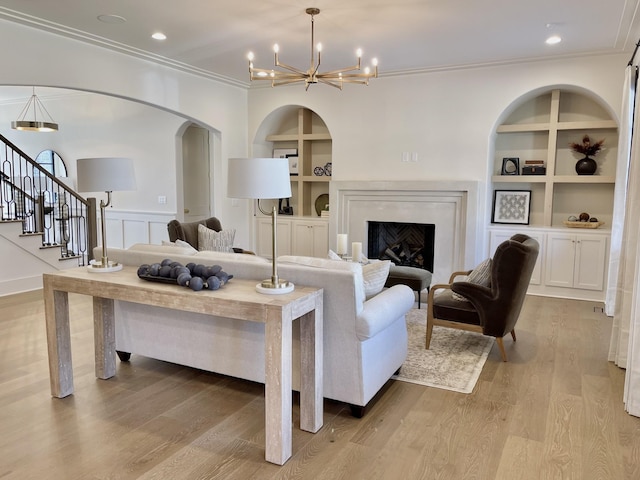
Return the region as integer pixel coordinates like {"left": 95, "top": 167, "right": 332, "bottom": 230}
{"left": 273, "top": 78, "right": 308, "bottom": 87}
{"left": 273, "top": 59, "right": 309, "bottom": 76}
{"left": 316, "top": 78, "right": 344, "bottom": 90}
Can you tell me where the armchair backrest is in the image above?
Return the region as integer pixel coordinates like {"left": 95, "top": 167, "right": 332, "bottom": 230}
{"left": 167, "top": 217, "right": 223, "bottom": 249}
{"left": 483, "top": 234, "right": 539, "bottom": 337}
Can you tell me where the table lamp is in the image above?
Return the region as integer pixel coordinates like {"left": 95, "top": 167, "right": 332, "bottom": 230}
{"left": 77, "top": 157, "right": 136, "bottom": 272}
{"left": 227, "top": 157, "right": 294, "bottom": 294}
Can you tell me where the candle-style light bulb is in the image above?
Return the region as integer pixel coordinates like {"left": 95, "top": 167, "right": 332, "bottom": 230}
{"left": 273, "top": 44, "right": 279, "bottom": 53}
{"left": 247, "top": 51, "right": 254, "bottom": 61}
{"left": 317, "top": 43, "right": 322, "bottom": 52}
{"left": 356, "top": 48, "right": 362, "bottom": 58}
{"left": 372, "top": 58, "right": 378, "bottom": 66}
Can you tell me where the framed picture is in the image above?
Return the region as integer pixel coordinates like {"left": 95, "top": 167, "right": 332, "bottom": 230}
{"left": 492, "top": 190, "right": 531, "bottom": 225}
{"left": 286, "top": 155, "right": 299, "bottom": 176}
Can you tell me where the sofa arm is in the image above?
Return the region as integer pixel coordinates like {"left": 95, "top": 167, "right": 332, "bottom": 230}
{"left": 355, "top": 285, "right": 415, "bottom": 340}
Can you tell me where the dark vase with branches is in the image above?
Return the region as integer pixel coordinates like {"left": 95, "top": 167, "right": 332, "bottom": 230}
{"left": 570, "top": 135, "right": 604, "bottom": 175}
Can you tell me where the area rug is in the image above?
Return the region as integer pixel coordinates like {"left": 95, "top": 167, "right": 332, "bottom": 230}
{"left": 392, "top": 308, "right": 494, "bottom": 393}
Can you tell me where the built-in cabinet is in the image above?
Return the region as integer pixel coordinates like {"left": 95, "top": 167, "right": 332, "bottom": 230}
{"left": 544, "top": 232, "right": 607, "bottom": 291}
{"left": 489, "top": 226, "right": 609, "bottom": 301}
{"left": 254, "top": 106, "right": 332, "bottom": 257}
{"left": 256, "top": 216, "right": 328, "bottom": 259}
{"left": 489, "top": 88, "right": 617, "bottom": 301}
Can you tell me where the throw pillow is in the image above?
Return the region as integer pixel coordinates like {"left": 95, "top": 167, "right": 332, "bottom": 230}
{"left": 162, "top": 239, "right": 198, "bottom": 254}
{"left": 362, "top": 260, "right": 391, "bottom": 298}
{"left": 451, "top": 258, "right": 492, "bottom": 302}
{"left": 197, "top": 224, "right": 236, "bottom": 253}
{"left": 327, "top": 250, "right": 389, "bottom": 298}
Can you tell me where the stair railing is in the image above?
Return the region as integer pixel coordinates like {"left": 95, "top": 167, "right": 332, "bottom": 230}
{"left": 0, "top": 133, "right": 97, "bottom": 265}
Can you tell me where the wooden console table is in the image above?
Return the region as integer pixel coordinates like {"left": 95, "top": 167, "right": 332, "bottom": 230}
{"left": 43, "top": 266, "right": 323, "bottom": 465}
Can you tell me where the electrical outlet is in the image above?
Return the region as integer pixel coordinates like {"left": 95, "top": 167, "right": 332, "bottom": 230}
{"left": 158, "top": 195, "right": 167, "bottom": 204}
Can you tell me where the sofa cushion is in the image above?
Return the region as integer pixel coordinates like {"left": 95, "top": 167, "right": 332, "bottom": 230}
{"left": 451, "top": 257, "right": 492, "bottom": 301}
{"left": 128, "top": 243, "right": 198, "bottom": 256}
{"left": 198, "top": 224, "right": 236, "bottom": 252}
{"left": 278, "top": 255, "right": 366, "bottom": 305}
{"left": 162, "top": 239, "right": 199, "bottom": 254}
{"left": 195, "top": 250, "right": 270, "bottom": 263}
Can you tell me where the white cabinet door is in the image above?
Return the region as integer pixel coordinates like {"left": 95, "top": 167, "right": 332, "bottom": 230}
{"left": 489, "top": 230, "right": 544, "bottom": 285}
{"left": 545, "top": 234, "right": 576, "bottom": 288}
{"left": 292, "top": 220, "right": 329, "bottom": 257}
{"left": 573, "top": 234, "right": 607, "bottom": 290}
{"left": 256, "top": 217, "right": 291, "bottom": 259}
{"left": 545, "top": 233, "right": 606, "bottom": 290}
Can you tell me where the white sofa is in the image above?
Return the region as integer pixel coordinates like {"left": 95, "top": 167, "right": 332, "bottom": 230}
{"left": 96, "top": 244, "right": 415, "bottom": 415}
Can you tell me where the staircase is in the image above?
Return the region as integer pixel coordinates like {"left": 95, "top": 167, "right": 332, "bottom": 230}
{"left": 0, "top": 133, "right": 97, "bottom": 295}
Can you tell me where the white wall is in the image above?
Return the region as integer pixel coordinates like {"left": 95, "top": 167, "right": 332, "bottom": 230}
{"left": 249, "top": 54, "right": 627, "bottom": 260}
{"left": 0, "top": 18, "right": 251, "bottom": 246}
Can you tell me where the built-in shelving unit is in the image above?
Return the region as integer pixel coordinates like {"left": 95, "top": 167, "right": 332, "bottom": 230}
{"left": 265, "top": 107, "right": 332, "bottom": 217}
{"left": 491, "top": 89, "right": 618, "bottom": 228}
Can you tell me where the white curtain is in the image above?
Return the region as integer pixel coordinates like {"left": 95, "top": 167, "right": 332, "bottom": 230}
{"left": 608, "top": 64, "right": 640, "bottom": 416}
{"left": 608, "top": 65, "right": 636, "bottom": 366}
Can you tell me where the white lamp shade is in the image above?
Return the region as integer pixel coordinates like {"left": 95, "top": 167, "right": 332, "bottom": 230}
{"left": 227, "top": 157, "right": 291, "bottom": 199}
{"left": 76, "top": 157, "right": 136, "bottom": 193}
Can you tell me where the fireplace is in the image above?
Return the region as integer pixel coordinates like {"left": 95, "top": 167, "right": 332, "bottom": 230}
{"left": 367, "top": 221, "right": 434, "bottom": 271}
{"left": 330, "top": 180, "right": 480, "bottom": 285}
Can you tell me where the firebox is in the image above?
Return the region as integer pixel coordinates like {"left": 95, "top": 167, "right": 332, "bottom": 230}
{"left": 367, "top": 221, "right": 435, "bottom": 271}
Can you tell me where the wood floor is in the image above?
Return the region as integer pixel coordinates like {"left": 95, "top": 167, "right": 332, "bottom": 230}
{"left": 1, "top": 291, "right": 639, "bottom": 479}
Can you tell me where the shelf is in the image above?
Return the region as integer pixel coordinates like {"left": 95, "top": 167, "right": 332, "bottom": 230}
{"left": 496, "top": 123, "right": 550, "bottom": 133}
{"left": 266, "top": 133, "right": 332, "bottom": 142}
{"left": 492, "top": 175, "right": 615, "bottom": 184}
{"left": 496, "top": 120, "right": 616, "bottom": 134}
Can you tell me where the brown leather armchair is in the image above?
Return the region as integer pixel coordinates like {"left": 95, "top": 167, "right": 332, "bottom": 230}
{"left": 426, "top": 234, "right": 539, "bottom": 361}
{"left": 167, "top": 217, "right": 252, "bottom": 254}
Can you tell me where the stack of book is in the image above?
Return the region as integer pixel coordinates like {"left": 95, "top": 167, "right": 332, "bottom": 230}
{"left": 522, "top": 160, "right": 546, "bottom": 175}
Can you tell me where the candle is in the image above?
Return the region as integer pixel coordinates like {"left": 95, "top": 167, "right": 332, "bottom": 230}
{"left": 352, "top": 242, "right": 362, "bottom": 263}
{"left": 337, "top": 234, "right": 348, "bottom": 255}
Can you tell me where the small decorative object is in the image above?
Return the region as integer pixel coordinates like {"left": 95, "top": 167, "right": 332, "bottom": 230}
{"left": 323, "top": 162, "right": 332, "bottom": 176}
{"left": 568, "top": 215, "right": 578, "bottom": 221}
{"left": 492, "top": 190, "right": 531, "bottom": 225}
{"left": 570, "top": 135, "right": 604, "bottom": 175}
{"left": 522, "top": 160, "right": 546, "bottom": 175}
{"left": 315, "top": 193, "right": 329, "bottom": 216}
{"left": 579, "top": 212, "right": 590, "bottom": 222}
{"left": 501, "top": 157, "right": 519, "bottom": 175}
{"left": 314, "top": 166, "right": 325, "bottom": 176}
{"left": 590, "top": 217, "right": 599, "bottom": 222}
{"left": 138, "top": 259, "right": 233, "bottom": 291}
{"left": 278, "top": 198, "right": 293, "bottom": 215}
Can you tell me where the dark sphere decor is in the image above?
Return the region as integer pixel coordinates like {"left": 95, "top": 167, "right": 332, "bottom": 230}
{"left": 575, "top": 156, "right": 597, "bottom": 175}
{"left": 137, "top": 259, "right": 233, "bottom": 291}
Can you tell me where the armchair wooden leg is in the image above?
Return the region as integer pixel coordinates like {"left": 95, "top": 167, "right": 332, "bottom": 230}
{"left": 496, "top": 337, "right": 508, "bottom": 362}
{"left": 511, "top": 329, "right": 516, "bottom": 342}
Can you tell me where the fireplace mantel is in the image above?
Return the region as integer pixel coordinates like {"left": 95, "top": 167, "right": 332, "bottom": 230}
{"left": 330, "top": 181, "right": 480, "bottom": 284}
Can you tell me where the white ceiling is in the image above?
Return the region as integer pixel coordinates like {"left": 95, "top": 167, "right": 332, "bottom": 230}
{"left": 1, "top": 0, "right": 640, "bottom": 96}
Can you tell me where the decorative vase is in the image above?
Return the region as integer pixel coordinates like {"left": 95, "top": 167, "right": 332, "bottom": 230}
{"left": 575, "top": 156, "right": 597, "bottom": 175}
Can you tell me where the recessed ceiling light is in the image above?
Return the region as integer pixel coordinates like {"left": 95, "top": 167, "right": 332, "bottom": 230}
{"left": 546, "top": 35, "right": 562, "bottom": 45}
{"left": 97, "top": 14, "right": 126, "bottom": 24}
{"left": 152, "top": 32, "right": 167, "bottom": 41}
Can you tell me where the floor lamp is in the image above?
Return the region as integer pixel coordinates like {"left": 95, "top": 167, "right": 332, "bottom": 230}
{"left": 227, "top": 157, "right": 294, "bottom": 294}
{"left": 76, "top": 157, "right": 136, "bottom": 272}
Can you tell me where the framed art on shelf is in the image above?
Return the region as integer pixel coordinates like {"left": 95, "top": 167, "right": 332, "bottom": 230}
{"left": 492, "top": 190, "right": 531, "bottom": 225}
{"left": 273, "top": 148, "right": 298, "bottom": 176}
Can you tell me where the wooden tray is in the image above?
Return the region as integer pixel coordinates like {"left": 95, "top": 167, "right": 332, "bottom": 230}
{"left": 563, "top": 221, "right": 605, "bottom": 229}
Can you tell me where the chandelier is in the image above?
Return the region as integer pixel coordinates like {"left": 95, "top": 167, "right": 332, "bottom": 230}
{"left": 11, "top": 87, "right": 59, "bottom": 132}
{"left": 247, "top": 8, "right": 378, "bottom": 90}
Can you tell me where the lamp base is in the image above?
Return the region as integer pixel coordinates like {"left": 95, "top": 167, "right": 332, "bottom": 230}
{"left": 87, "top": 259, "right": 123, "bottom": 273}
{"left": 256, "top": 279, "right": 295, "bottom": 295}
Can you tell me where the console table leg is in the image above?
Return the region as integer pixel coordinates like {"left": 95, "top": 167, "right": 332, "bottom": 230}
{"left": 264, "top": 307, "right": 292, "bottom": 465}
{"left": 44, "top": 286, "right": 74, "bottom": 398}
{"left": 93, "top": 297, "right": 116, "bottom": 380}
{"left": 299, "top": 292, "right": 323, "bottom": 433}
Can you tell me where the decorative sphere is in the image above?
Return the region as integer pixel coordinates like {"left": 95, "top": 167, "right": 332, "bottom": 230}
{"left": 186, "top": 262, "right": 196, "bottom": 273}
{"left": 177, "top": 272, "right": 192, "bottom": 286}
{"left": 579, "top": 212, "right": 590, "bottom": 222}
{"left": 590, "top": 217, "right": 599, "bottom": 222}
{"left": 568, "top": 215, "right": 578, "bottom": 222}
{"left": 159, "top": 265, "right": 172, "bottom": 277}
{"left": 206, "top": 276, "right": 221, "bottom": 290}
{"left": 161, "top": 258, "right": 173, "bottom": 267}
{"left": 149, "top": 263, "right": 161, "bottom": 276}
{"left": 137, "top": 265, "right": 150, "bottom": 277}
{"left": 188, "top": 276, "right": 204, "bottom": 291}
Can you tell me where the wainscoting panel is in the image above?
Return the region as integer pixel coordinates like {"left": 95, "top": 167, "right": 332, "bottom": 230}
{"left": 100, "top": 210, "right": 175, "bottom": 249}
